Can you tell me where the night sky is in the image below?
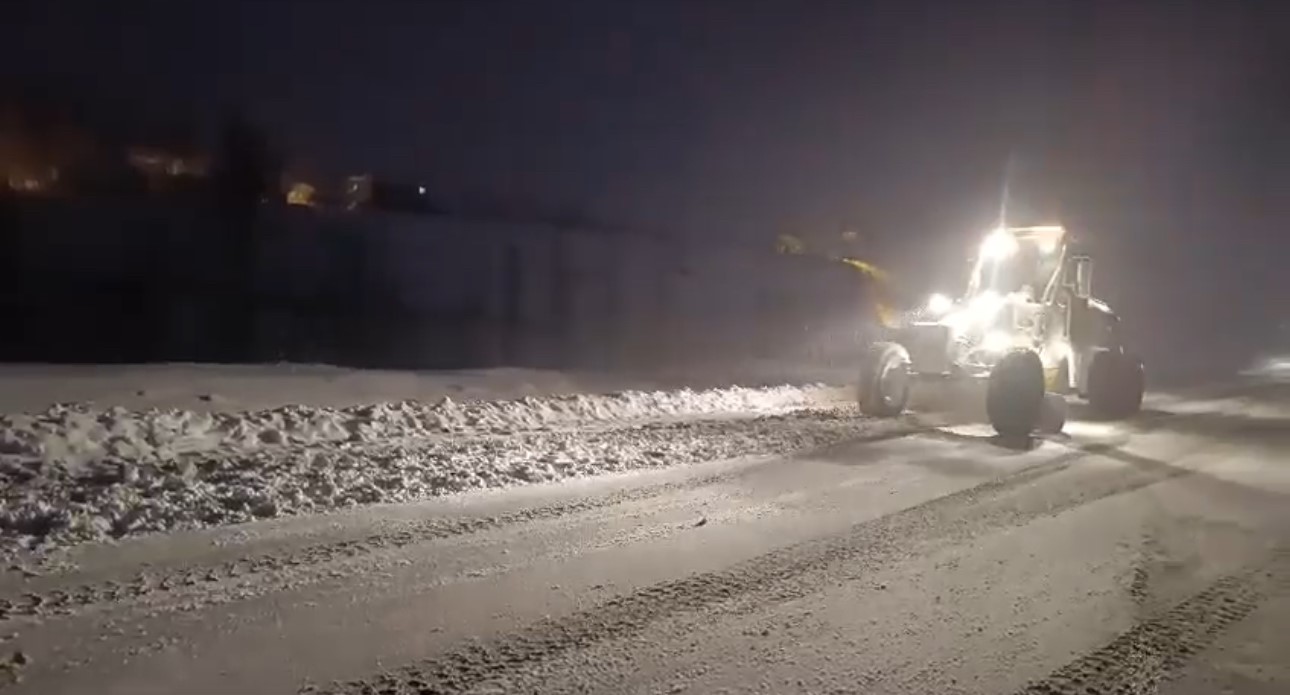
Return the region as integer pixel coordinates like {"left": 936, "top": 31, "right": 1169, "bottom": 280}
{"left": 4, "top": 0, "right": 1289, "bottom": 353}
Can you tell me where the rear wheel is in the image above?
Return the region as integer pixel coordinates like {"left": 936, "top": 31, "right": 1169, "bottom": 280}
{"left": 858, "top": 342, "right": 911, "bottom": 417}
{"left": 987, "top": 350, "right": 1045, "bottom": 437}
{"left": 1037, "top": 392, "right": 1068, "bottom": 434}
{"left": 1087, "top": 350, "right": 1145, "bottom": 419}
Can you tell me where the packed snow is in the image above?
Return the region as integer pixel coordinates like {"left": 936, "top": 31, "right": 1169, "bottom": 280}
{"left": 0, "top": 382, "right": 874, "bottom": 556}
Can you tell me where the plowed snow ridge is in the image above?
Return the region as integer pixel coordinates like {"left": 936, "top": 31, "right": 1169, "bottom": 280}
{"left": 0, "top": 383, "right": 845, "bottom": 466}
{"left": 0, "top": 384, "right": 869, "bottom": 557}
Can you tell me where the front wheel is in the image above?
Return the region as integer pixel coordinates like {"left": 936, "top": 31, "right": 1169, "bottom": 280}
{"left": 858, "top": 342, "right": 911, "bottom": 417}
{"left": 987, "top": 349, "right": 1046, "bottom": 437}
{"left": 1037, "top": 392, "right": 1068, "bottom": 434}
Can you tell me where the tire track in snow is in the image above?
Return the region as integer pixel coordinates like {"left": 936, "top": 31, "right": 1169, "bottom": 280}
{"left": 0, "top": 473, "right": 738, "bottom": 622}
{"left": 315, "top": 439, "right": 1194, "bottom": 695}
{"left": 1015, "top": 548, "right": 1290, "bottom": 695}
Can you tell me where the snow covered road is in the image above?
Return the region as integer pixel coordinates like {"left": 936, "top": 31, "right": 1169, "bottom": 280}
{"left": 2, "top": 377, "right": 1290, "bottom": 694}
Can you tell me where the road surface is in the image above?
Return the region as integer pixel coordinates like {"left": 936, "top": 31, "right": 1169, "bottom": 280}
{"left": 2, "top": 378, "right": 1289, "bottom": 694}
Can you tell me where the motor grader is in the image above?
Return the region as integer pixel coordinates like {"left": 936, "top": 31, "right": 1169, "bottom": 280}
{"left": 857, "top": 224, "right": 1145, "bottom": 436}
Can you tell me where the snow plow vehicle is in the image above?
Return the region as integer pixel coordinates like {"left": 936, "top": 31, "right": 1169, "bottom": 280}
{"left": 858, "top": 224, "right": 1144, "bottom": 436}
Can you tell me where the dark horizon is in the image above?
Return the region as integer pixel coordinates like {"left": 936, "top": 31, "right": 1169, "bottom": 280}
{"left": 3, "top": 0, "right": 1289, "bottom": 364}
{"left": 3, "top": 2, "right": 1280, "bottom": 228}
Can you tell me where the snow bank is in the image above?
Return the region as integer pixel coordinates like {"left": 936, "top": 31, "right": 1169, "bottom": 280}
{"left": 0, "top": 384, "right": 863, "bottom": 556}
{"left": 0, "top": 364, "right": 635, "bottom": 414}
{"left": 0, "top": 383, "right": 844, "bottom": 470}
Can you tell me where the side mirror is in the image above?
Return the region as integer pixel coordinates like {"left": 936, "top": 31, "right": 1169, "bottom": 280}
{"left": 1072, "top": 255, "right": 1092, "bottom": 299}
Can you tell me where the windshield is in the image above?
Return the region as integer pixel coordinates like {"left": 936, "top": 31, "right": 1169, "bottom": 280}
{"left": 974, "top": 238, "right": 1060, "bottom": 297}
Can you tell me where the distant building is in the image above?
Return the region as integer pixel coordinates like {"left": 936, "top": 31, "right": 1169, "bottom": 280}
{"left": 126, "top": 146, "right": 209, "bottom": 178}
{"left": 5, "top": 166, "right": 59, "bottom": 194}
{"left": 284, "top": 181, "right": 318, "bottom": 207}
{"left": 0, "top": 104, "right": 90, "bottom": 196}
{"left": 344, "top": 175, "right": 373, "bottom": 210}
{"left": 0, "top": 97, "right": 219, "bottom": 198}
{"left": 345, "top": 174, "right": 437, "bottom": 214}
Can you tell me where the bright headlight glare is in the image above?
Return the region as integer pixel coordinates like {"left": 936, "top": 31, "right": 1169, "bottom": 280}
{"left": 982, "top": 330, "right": 1012, "bottom": 353}
{"left": 981, "top": 229, "right": 1019, "bottom": 259}
{"left": 967, "top": 290, "right": 1003, "bottom": 324}
{"left": 926, "top": 293, "right": 953, "bottom": 315}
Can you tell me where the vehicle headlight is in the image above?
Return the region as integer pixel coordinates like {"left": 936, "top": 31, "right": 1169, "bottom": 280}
{"left": 980, "top": 229, "right": 1019, "bottom": 259}
{"left": 981, "top": 330, "right": 1012, "bottom": 353}
{"left": 967, "top": 290, "right": 1003, "bottom": 324}
{"left": 926, "top": 293, "right": 953, "bottom": 315}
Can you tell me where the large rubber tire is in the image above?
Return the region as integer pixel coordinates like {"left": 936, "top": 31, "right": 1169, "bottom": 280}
{"left": 987, "top": 350, "right": 1045, "bottom": 437}
{"left": 1037, "top": 392, "right": 1068, "bottom": 434}
{"left": 858, "top": 342, "right": 911, "bottom": 417}
{"left": 1087, "top": 350, "right": 1145, "bottom": 419}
